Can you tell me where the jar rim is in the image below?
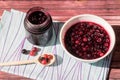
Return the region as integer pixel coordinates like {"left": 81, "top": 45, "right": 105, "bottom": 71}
{"left": 26, "top": 7, "right": 51, "bottom": 28}
{"left": 24, "top": 7, "right": 52, "bottom": 34}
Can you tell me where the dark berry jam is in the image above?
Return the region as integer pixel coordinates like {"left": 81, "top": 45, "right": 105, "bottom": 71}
{"left": 24, "top": 7, "right": 53, "bottom": 46}
{"left": 28, "top": 11, "right": 47, "bottom": 24}
{"left": 64, "top": 22, "right": 110, "bottom": 59}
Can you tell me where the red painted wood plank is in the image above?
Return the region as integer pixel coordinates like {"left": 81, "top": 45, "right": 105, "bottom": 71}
{"left": 0, "top": 0, "right": 120, "bottom": 80}
{"left": 0, "top": 1, "right": 120, "bottom": 25}
{"left": 109, "top": 69, "right": 120, "bottom": 79}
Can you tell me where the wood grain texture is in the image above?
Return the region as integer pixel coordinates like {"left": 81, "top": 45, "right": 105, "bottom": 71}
{"left": 0, "top": 71, "right": 32, "bottom": 80}
{"left": 0, "top": 0, "right": 120, "bottom": 25}
{"left": 0, "top": 0, "right": 120, "bottom": 80}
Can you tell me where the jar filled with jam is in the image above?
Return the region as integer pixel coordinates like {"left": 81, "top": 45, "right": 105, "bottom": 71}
{"left": 24, "top": 7, "right": 53, "bottom": 46}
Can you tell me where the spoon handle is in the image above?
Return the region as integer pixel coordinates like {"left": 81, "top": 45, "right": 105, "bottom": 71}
{"left": 0, "top": 59, "right": 36, "bottom": 66}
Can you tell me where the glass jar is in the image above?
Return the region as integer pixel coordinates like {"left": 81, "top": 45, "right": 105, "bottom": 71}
{"left": 24, "top": 7, "right": 53, "bottom": 46}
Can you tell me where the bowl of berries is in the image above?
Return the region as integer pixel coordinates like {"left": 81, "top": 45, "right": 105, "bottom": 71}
{"left": 60, "top": 14, "right": 116, "bottom": 63}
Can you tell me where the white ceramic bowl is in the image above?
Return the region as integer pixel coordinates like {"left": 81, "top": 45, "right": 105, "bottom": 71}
{"left": 60, "top": 14, "right": 116, "bottom": 63}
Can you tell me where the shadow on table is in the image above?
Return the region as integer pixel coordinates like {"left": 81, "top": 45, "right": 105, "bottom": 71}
{"left": 49, "top": 54, "right": 63, "bottom": 67}
{"left": 46, "top": 22, "right": 64, "bottom": 46}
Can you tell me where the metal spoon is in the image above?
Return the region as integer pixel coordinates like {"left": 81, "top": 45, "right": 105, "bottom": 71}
{"left": 0, "top": 53, "right": 55, "bottom": 66}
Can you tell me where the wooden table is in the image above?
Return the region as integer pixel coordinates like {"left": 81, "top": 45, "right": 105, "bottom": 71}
{"left": 0, "top": 0, "right": 120, "bottom": 80}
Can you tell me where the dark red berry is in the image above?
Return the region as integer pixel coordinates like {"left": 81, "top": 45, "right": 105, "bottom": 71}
{"left": 83, "top": 37, "right": 87, "bottom": 42}
{"left": 81, "top": 43, "right": 85, "bottom": 46}
{"left": 89, "top": 22, "right": 93, "bottom": 26}
{"left": 43, "top": 54, "right": 48, "bottom": 58}
{"left": 97, "top": 38, "right": 102, "bottom": 42}
{"left": 41, "top": 60, "right": 47, "bottom": 64}
{"left": 75, "top": 40, "right": 79, "bottom": 44}
{"left": 106, "top": 39, "right": 110, "bottom": 42}
{"left": 87, "top": 54, "right": 92, "bottom": 59}
{"left": 82, "top": 47, "right": 87, "bottom": 51}
{"left": 79, "top": 31, "right": 83, "bottom": 35}
{"left": 32, "top": 47, "right": 38, "bottom": 52}
{"left": 104, "top": 43, "right": 109, "bottom": 47}
{"left": 45, "top": 58, "right": 49, "bottom": 63}
{"left": 21, "top": 49, "right": 28, "bottom": 54}
{"left": 99, "top": 52, "right": 104, "bottom": 57}
{"left": 72, "top": 33, "right": 75, "bottom": 36}
{"left": 48, "top": 55, "right": 53, "bottom": 59}
{"left": 29, "top": 51, "right": 36, "bottom": 56}
{"left": 39, "top": 57, "right": 45, "bottom": 61}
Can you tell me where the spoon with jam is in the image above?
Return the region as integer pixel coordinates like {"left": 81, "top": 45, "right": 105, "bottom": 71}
{"left": 0, "top": 53, "right": 55, "bottom": 66}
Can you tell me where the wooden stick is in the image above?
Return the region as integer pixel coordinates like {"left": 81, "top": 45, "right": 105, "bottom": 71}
{"left": 0, "top": 59, "right": 37, "bottom": 66}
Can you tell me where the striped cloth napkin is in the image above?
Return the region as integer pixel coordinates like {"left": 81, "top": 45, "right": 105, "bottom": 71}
{"left": 0, "top": 9, "right": 112, "bottom": 80}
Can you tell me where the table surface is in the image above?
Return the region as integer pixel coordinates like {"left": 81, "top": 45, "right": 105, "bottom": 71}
{"left": 0, "top": 0, "right": 120, "bottom": 80}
